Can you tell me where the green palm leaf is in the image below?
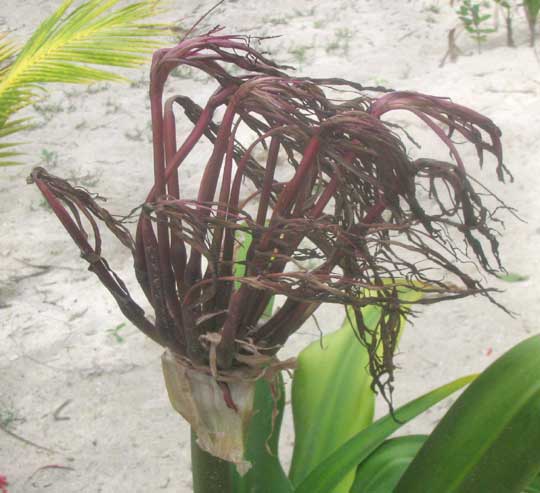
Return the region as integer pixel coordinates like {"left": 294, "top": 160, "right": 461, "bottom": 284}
{"left": 0, "top": 32, "right": 17, "bottom": 75}
{"left": 0, "top": 118, "right": 32, "bottom": 166}
{"left": 0, "top": 0, "right": 168, "bottom": 166}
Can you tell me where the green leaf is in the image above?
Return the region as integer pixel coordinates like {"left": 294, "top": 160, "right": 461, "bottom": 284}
{"left": 497, "top": 272, "right": 529, "bottom": 283}
{"left": 0, "top": 118, "right": 30, "bottom": 166}
{"left": 396, "top": 334, "right": 540, "bottom": 493}
{"left": 524, "top": 474, "right": 540, "bottom": 492}
{"left": 351, "top": 435, "right": 428, "bottom": 493}
{"left": 234, "top": 230, "right": 274, "bottom": 318}
{"left": 231, "top": 376, "right": 293, "bottom": 493}
{"left": 524, "top": 0, "right": 540, "bottom": 20}
{"left": 293, "top": 374, "right": 476, "bottom": 493}
{"left": 289, "top": 307, "right": 377, "bottom": 491}
{"left": 233, "top": 230, "right": 251, "bottom": 287}
{"left": 289, "top": 284, "right": 423, "bottom": 492}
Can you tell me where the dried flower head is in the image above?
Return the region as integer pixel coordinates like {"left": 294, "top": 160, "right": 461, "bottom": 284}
{"left": 29, "top": 30, "right": 511, "bottom": 399}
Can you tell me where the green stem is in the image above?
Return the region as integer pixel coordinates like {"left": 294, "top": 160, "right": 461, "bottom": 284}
{"left": 191, "top": 430, "right": 232, "bottom": 493}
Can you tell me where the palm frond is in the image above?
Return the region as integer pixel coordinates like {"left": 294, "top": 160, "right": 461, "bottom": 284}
{"left": 0, "top": 118, "right": 31, "bottom": 166}
{"left": 0, "top": 32, "right": 18, "bottom": 76}
{"left": 0, "top": 0, "right": 168, "bottom": 165}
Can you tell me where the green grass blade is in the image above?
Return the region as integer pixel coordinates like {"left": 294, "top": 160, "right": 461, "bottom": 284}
{"left": 396, "top": 334, "right": 540, "bottom": 493}
{"left": 293, "top": 374, "right": 476, "bottom": 493}
{"left": 351, "top": 435, "right": 428, "bottom": 493}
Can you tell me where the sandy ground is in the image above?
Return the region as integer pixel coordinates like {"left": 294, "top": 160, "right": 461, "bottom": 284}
{"left": 1, "top": 0, "right": 540, "bottom": 491}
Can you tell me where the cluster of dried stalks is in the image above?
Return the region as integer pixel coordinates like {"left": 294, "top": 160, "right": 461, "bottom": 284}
{"left": 30, "top": 30, "right": 511, "bottom": 399}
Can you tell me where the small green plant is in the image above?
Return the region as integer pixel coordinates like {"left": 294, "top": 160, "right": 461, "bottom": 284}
{"left": 288, "top": 45, "right": 311, "bottom": 65}
{"left": 67, "top": 169, "right": 102, "bottom": 188}
{"left": 293, "top": 6, "right": 316, "bottom": 17}
{"left": 494, "top": 0, "right": 515, "bottom": 46}
{"left": 40, "top": 149, "right": 58, "bottom": 168}
{"left": 373, "top": 77, "right": 390, "bottom": 87}
{"left": 107, "top": 322, "right": 127, "bottom": 343}
{"left": 457, "top": 0, "right": 496, "bottom": 52}
{"left": 524, "top": 0, "right": 540, "bottom": 45}
{"left": 425, "top": 4, "right": 441, "bottom": 14}
{"left": 129, "top": 75, "right": 148, "bottom": 89}
{"left": 105, "top": 98, "right": 121, "bottom": 115}
{"left": 0, "top": 408, "right": 20, "bottom": 430}
{"left": 262, "top": 15, "right": 289, "bottom": 26}
{"left": 33, "top": 101, "right": 64, "bottom": 122}
{"left": 124, "top": 127, "right": 146, "bottom": 142}
{"left": 84, "top": 82, "right": 110, "bottom": 95}
{"left": 326, "top": 28, "right": 353, "bottom": 56}
{"left": 170, "top": 66, "right": 195, "bottom": 79}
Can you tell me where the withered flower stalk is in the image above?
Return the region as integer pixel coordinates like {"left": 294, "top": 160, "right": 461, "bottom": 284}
{"left": 29, "top": 30, "right": 510, "bottom": 470}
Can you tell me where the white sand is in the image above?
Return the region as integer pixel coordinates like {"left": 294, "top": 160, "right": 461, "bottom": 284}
{"left": 1, "top": 0, "right": 539, "bottom": 491}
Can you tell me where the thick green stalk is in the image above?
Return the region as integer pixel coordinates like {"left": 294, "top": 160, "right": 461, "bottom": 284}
{"left": 191, "top": 430, "right": 232, "bottom": 493}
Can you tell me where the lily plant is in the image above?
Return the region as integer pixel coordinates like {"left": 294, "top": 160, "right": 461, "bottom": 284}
{"left": 29, "top": 29, "right": 540, "bottom": 493}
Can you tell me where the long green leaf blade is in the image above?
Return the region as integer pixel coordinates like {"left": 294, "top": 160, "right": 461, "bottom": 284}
{"left": 294, "top": 374, "right": 476, "bottom": 493}
{"left": 396, "top": 334, "right": 540, "bottom": 493}
{"left": 351, "top": 435, "right": 428, "bottom": 493}
{"left": 289, "top": 306, "right": 379, "bottom": 491}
